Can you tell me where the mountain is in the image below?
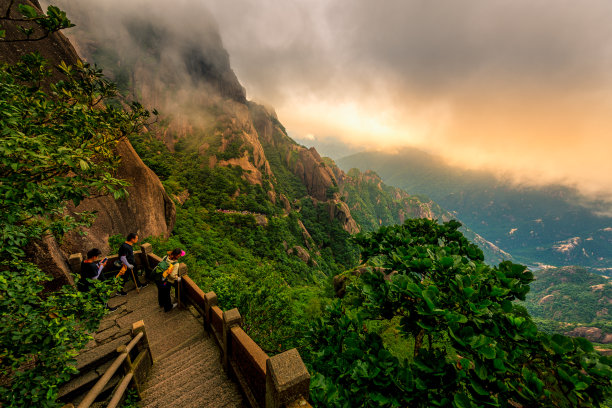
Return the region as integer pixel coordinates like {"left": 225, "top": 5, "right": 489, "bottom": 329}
{"left": 338, "top": 148, "right": 612, "bottom": 271}
{"left": 523, "top": 266, "right": 612, "bottom": 344}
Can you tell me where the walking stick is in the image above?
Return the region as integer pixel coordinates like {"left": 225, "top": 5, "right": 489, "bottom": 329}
{"left": 177, "top": 272, "right": 181, "bottom": 308}
{"left": 130, "top": 268, "right": 140, "bottom": 294}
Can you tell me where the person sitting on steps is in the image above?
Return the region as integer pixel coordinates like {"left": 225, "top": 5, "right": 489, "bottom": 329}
{"left": 78, "top": 248, "right": 118, "bottom": 312}
{"left": 116, "top": 232, "right": 148, "bottom": 296}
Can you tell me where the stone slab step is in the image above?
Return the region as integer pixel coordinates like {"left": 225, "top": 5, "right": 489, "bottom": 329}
{"left": 146, "top": 341, "right": 215, "bottom": 385}
{"left": 58, "top": 360, "right": 113, "bottom": 401}
{"left": 141, "top": 350, "right": 221, "bottom": 403}
{"left": 76, "top": 333, "right": 131, "bottom": 372}
{"left": 140, "top": 366, "right": 230, "bottom": 408}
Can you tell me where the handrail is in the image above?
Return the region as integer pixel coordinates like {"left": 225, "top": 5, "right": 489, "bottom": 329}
{"left": 179, "top": 275, "right": 313, "bottom": 408}
{"left": 106, "top": 372, "right": 133, "bottom": 408}
{"left": 77, "top": 353, "right": 128, "bottom": 408}
{"left": 77, "top": 332, "right": 144, "bottom": 408}
{"left": 125, "top": 332, "right": 144, "bottom": 354}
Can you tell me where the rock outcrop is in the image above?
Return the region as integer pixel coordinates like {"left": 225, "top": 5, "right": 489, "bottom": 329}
{"left": 62, "top": 138, "right": 175, "bottom": 255}
{"left": 1, "top": 1, "right": 175, "bottom": 281}
{"left": 565, "top": 327, "right": 612, "bottom": 344}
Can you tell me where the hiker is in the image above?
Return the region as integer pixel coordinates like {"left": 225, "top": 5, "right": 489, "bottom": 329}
{"left": 116, "top": 232, "right": 148, "bottom": 296}
{"left": 152, "top": 248, "right": 184, "bottom": 312}
{"left": 78, "top": 248, "right": 118, "bottom": 312}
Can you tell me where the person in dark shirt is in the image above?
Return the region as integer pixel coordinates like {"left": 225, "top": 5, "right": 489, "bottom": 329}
{"left": 116, "top": 232, "right": 148, "bottom": 296}
{"left": 79, "top": 248, "right": 117, "bottom": 312}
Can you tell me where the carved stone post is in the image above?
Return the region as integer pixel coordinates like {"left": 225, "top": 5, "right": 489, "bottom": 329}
{"left": 222, "top": 308, "right": 241, "bottom": 371}
{"left": 204, "top": 292, "right": 218, "bottom": 330}
{"left": 131, "top": 320, "right": 151, "bottom": 360}
{"left": 131, "top": 320, "right": 152, "bottom": 397}
{"left": 140, "top": 243, "right": 153, "bottom": 276}
{"left": 265, "top": 349, "right": 311, "bottom": 408}
{"left": 68, "top": 253, "right": 83, "bottom": 275}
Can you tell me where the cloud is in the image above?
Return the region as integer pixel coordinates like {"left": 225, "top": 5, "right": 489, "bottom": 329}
{"left": 47, "top": 0, "right": 612, "bottom": 204}
{"left": 201, "top": 0, "right": 612, "bottom": 202}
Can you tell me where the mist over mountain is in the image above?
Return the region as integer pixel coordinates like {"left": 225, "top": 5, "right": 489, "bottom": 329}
{"left": 339, "top": 148, "right": 612, "bottom": 271}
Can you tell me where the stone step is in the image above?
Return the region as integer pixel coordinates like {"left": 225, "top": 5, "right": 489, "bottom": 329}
{"left": 178, "top": 380, "right": 245, "bottom": 408}
{"left": 66, "top": 372, "right": 121, "bottom": 407}
{"left": 141, "top": 350, "right": 221, "bottom": 403}
{"left": 148, "top": 319, "right": 205, "bottom": 357}
{"left": 140, "top": 366, "right": 231, "bottom": 408}
{"left": 58, "top": 360, "right": 113, "bottom": 401}
{"left": 147, "top": 342, "right": 219, "bottom": 384}
{"left": 76, "top": 333, "right": 132, "bottom": 372}
{"left": 154, "top": 332, "right": 206, "bottom": 363}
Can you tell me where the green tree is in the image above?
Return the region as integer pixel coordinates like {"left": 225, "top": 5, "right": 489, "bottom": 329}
{"left": 0, "top": 2, "right": 73, "bottom": 42}
{"left": 0, "top": 10, "right": 150, "bottom": 405}
{"left": 0, "top": 54, "right": 150, "bottom": 258}
{"left": 307, "top": 219, "right": 612, "bottom": 407}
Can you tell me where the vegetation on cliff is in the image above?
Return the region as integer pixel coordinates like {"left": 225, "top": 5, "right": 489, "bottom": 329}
{"left": 306, "top": 219, "right": 612, "bottom": 407}
{"left": 0, "top": 7, "right": 149, "bottom": 405}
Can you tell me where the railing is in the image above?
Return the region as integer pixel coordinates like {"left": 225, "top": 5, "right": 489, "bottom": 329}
{"left": 141, "top": 243, "right": 312, "bottom": 408}
{"left": 69, "top": 244, "right": 312, "bottom": 408}
{"left": 179, "top": 275, "right": 312, "bottom": 408}
{"left": 76, "top": 320, "right": 153, "bottom": 408}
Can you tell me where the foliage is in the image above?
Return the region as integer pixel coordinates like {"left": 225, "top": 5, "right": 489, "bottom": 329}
{"left": 120, "top": 388, "right": 140, "bottom": 408}
{"left": 306, "top": 219, "right": 612, "bottom": 407}
{"left": 0, "top": 12, "right": 150, "bottom": 406}
{"left": 0, "top": 261, "right": 119, "bottom": 407}
{"left": 0, "top": 53, "right": 150, "bottom": 258}
{"left": 0, "top": 3, "right": 74, "bottom": 42}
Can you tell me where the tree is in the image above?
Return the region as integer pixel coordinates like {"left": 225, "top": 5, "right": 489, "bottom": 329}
{"left": 0, "top": 5, "right": 151, "bottom": 405}
{"left": 0, "top": 2, "right": 73, "bottom": 42}
{"left": 307, "top": 219, "right": 612, "bottom": 407}
{"left": 0, "top": 53, "right": 150, "bottom": 258}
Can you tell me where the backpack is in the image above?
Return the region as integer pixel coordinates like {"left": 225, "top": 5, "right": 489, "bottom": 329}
{"left": 152, "top": 256, "right": 174, "bottom": 283}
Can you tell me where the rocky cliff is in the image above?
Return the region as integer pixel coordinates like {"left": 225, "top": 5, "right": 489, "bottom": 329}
{"left": 48, "top": 1, "right": 512, "bottom": 258}
{"left": 0, "top": 0, "right": 175, "bottom": 284}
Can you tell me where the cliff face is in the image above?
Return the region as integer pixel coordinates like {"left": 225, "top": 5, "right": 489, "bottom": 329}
{"left": 0, "top": 1, "right": 175, "bottom": 283}
{"left": 63, "top": 139, "right": 176, "bottom": 255}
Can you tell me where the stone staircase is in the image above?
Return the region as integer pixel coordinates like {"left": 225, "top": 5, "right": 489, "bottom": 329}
{"left": 139, "top": 332, "right": 245, "bottom": 408}
{"left": 59, "top": 284, "right": 245, "bottom": 407}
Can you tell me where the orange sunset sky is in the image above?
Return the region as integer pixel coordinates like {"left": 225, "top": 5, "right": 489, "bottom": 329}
{"left": 204, "top": 0, "right": 612, "bottom": 202}
{"left": 51, "top": 0, "right": 612, "bottom": 203}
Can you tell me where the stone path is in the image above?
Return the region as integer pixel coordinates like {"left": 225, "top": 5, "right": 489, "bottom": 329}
{"left": 62, "top": 284, "right": 245, "bottom": 407}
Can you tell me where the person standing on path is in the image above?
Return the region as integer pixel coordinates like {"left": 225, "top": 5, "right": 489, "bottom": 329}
{"left": 153, "top": 248, "right": 184, "bottom": 312}
{"left": 116, "top": 232, "right": 148, "bottom": 296}
{"left": 78, "top": 248, "right": 118, "bottom": 311}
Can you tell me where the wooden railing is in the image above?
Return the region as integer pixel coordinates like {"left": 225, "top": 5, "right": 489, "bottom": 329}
{"left": 69, "top": 244, "right": 311, "bottom": 408}
{"left": 77, "top": 320, "right": 153, "bottom": 408}
{"left": 140, "top": 243, "right": 312, "bottom": 408}
{"left": 179, "top": 275, "right": 312, "bottom": 408}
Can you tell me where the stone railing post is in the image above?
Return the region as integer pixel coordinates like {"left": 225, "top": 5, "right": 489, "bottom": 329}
{"left": 131, "top": 320, "right": 151, "bottom": 360}
{"left": 204, "top": 292, "right": 217, "bottom": 331}
{"left": 265, "top": 349, "right": 311, "bottom": 408}
{"left": 140, "top": 243, "right": 153, "bottom": 274}
{"left": 68, "top": 253, "right": 83, "bottom": 275}
{"left": 222, "top": 308, "right": 241, "bottom": 371}
{"left": 130, "top": 320, "right": 152, "bottom": 397}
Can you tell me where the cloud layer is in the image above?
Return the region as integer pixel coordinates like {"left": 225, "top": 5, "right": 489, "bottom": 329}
{"left": 202, "top": 0, "right": 612, "bottom": 201}
{"left": 48, "top": 0, "right": 612, "bottom": 202}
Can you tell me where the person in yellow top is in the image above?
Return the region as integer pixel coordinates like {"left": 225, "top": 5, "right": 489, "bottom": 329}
{"left": 153, "top": 248, "right": 185, "bottom": 312}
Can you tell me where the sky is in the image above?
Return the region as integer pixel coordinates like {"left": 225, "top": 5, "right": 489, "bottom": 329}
{"left": 199, "top": 0, "right": 612, "bottom": 202}
{"left": 48, "top": 0, "right": 612, "bottom": 203}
